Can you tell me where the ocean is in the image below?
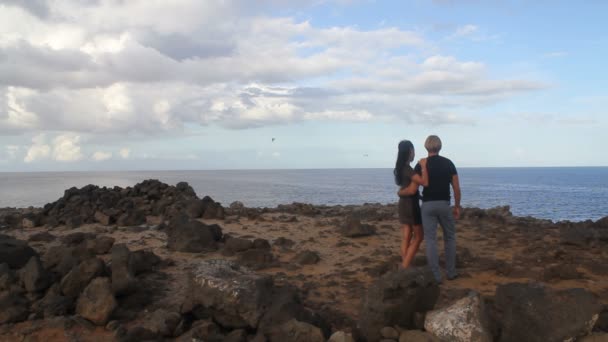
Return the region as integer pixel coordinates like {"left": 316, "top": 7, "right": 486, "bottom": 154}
{"left": 0, "top": 167, "right": 606, "bottom": 222}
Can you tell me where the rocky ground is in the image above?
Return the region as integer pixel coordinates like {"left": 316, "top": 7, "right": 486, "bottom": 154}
{"left": 0, "top": 180, "right": 607, "bottom": 342}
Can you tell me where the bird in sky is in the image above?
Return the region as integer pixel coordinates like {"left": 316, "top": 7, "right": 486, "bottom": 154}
{"left": 272, "top": 138, "right": 275, "bottom": 142}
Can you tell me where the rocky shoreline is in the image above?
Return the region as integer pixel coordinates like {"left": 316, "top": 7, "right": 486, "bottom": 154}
{"left": 0, "top": 179, "right": 607, "bottom": 342}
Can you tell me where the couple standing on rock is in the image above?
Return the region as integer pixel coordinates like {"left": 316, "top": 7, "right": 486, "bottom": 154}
{"left": 394, "top": 135, "right": 462, "bottom": 283}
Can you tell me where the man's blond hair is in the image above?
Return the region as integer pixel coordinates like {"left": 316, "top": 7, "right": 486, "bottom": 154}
{"left": 425, "top": 135, "right": 442, "bottom": 153}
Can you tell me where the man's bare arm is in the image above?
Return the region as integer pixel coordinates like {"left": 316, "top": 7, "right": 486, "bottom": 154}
{"left": 452, "top": 174, "right": 461, "bottom": 219}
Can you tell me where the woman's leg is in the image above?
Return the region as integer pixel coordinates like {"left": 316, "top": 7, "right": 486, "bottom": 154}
{"left": 401, "top": 224, "right": 412, "bottom": 268}
{"left": 403, "top": 224, "right": 423, "bottom": 268}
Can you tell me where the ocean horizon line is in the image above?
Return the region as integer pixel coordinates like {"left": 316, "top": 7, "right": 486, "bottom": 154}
{"left": 1, "top": 165, "right": 608, "bottom": 174}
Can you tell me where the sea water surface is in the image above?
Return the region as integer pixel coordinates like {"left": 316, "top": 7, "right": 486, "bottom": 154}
{"left": 1, "top": 167, "right": 606, "bottom": 222}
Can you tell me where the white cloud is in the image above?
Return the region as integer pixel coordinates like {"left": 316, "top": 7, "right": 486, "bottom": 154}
{"left": 0, "top": 0, "right": 545, "bottom": 138}
{"left": 92, "top": 151, "right": 112, "bottom": 161}
{"left": 24, "top": 134, "right": 50, "bottom": 162}
{"left": 119, "top": 148, "right": 130, "bottom": 159}
{"left": 52, "top": 134, "right": 83, "bottom": 161}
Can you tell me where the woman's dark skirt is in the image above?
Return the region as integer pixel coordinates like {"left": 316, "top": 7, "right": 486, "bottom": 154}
{"left": 398, "top": 196, "right": 422, "bottom": 225}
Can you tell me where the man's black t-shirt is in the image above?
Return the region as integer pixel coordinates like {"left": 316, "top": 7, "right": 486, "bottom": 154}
{"left": 415, "top": 155, "right": 457, "bottom": 202}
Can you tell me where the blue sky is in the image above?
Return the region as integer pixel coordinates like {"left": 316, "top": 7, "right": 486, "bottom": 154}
{"left": 0, "top": 0, "right": 605, "bottom": 171}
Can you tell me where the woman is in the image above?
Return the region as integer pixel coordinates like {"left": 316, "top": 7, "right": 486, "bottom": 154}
{"left": 393, "top": 140, "right": 428, "bottom": 269}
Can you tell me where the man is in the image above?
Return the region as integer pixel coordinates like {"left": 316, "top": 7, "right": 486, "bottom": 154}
{"left": 415, "top": 135, "right": 461, "bottom": 283}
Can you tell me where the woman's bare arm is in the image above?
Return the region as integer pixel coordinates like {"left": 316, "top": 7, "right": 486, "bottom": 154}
{"left": 397, "top": 159, "right": 428, "bottom": 196}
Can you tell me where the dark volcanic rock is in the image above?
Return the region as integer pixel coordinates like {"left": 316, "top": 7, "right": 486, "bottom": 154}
{"left": 0, "top": 234, "right": 38, "bottom": 269}
{"left": 140, "top": 309, "right": 181, "bottom": 337}
{"left": 91, "top": 235, "right": 115, "bottom": 255}
{"left": 184, "top": 199, "right": 205, "bottom": 218}
{"left": 237, "top": 249, "right": 276, "bottom": 270}
{"left": 202, "top": 196, "right": 225, "bottom": 220}
{"left": 273, "top": 237, "right": 296, "bottom": 248}
{"left": 595, "top": 307, "right": 608, "bottom": 332}
{"left": 60, "top": 257, "right": 106, "bottom": 298}
{"left": 292, "top": 250, "right": 321, "bottom": 265}
{"left": 167, "top": 215, "right": 223, "bottom": 253}
{"left": 76, "top": 277, "right": 117, "bottom": 325}
{"left": 340, "top": 216, "right": 376, "bottom": 238}
{"left": 19, "top": 255, "right": 51, "bottom": 293}
{"left": 253, "top": 238, "right": 271, "bottom": 250}
{"left": 358, "top": 268, "right": 439, "bottom": 342}
{"left": 111, "top": 244, "right": 136, "bottom": 295}
{"left": 36, "top": 284, "right": 74, "bottom": 318}
{"left": 0, "top": 263, "right": 16, "bottom": 291}
{"left": 28, "top": 232, "right": 56, "bottom": 242}
{"left": 61, "top": 232, "right": 96, "bottom": 246}
{"left": 130, "top": 249, "right": 162, "bottom": 275}
{"left": 276, "top": 202, "right": 319, "bottom": 216}
{"left": 117, "top": 210, "right": 146, "bottom": 227}
{"left": 185, "top": 259, "right": 274, "bottom": 329}
{"left": 43, "top": 245, "right": 96, "bottom": 277}
{"left": 266, "top": 319, "right": 325, "bottom": 342}
{"left": 224, "top": 236, "right": 254, "bottom": 253}
{"left": 258, "top": 285, "right": 329, "bottom": 338}
{"left": 0, "top": 292, "right": 29, "bottom": 324}
{"left": 494, "top": 282, "right": 602, "bottom": 342}
{"left": 542, "top": 264, "right": 582, "bottom": 281}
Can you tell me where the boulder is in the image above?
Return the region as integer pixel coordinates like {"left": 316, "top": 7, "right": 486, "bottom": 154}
{"left": 130, "top": 249, "right": 162, "bottom": 275}
{"left": 185, "top": 199, "right": 205, "bottom": 218}
{"left": 578, "top": 333, "right": 608, "bottom": 342}
{"left": 116, "top": 210, "right": 146, "bottom": 227}
{"left": 495, "top": 282, "right": 602, "bottom": 342}
{"left": 223, "top": 329, "right": 248, "bottom": 342}
{"left": 36, "top": 283, "right": 74, "bottom": 318}
{"left": 19, "top": 256, "right": 51, "bottom": 293}
{"left": 543, "top": 264, "right": 582, "bottom": 281}
{"left": 92, "top": 236, "right": 115, "bottom": 255}
{"left": 424, "top": 292, "right": 492, "bottom": 342}
{"left": 111, "top": 244, "right": 136, "bottom": 295}
{"left": 358, "top": 268, "right": 439, "bottom": 342}
{"left": 224, "top": 237, "right": 254, "bottom": 253}
{"left": 61, "top": 232, "right": 96, "bottom": 246}
{"left": 0, "top": 263, "right": 16, "bottom": 291}
{"left": 267, "top": 319, "right": 325, "bottom": 342}
{"left": 273, "top": 237, "right": 295, "bottom": 248}
{"left": 43, "top": 245, "right": 96, "bottom": 277}
{"left": 0, "top": 234, "right": 38, "bottom": 269}
{"left": 60, "top": 257, "right": 106, "bottom": 298}
{"left": 257, "top": 284, "right": 329, "bottom": 338}
{"left": 28, "top": 232, "right": 56, "bottom": 242}
{"left": 328, "top": 331, "right": 356, "bottom": 342}
{"left": 21, "top": 213, "right": 42, "bottom": 228}
{"left": 167, "top": 215, "right": 223, "bottom": 252}
{"left": 76, "top": 277, "right": 117, "bottom": 325}
{"left": 292, "top": 250, "right": 321, "bottom": 265}
{"left": 141, "top": 309, "right": 181, "bottom": 337}
{"left": 381, "top": 327, "right": 399, "bottom": 339}
{"left": 202, "top": 196, "right": 225, "bottom": 220}
{"left": 0, "top": 292, "right": 29, "bottom": 324}
{"left": 399, "top": 330, "right": 441, "bottom": 342}
{"left": 595, "top": 307, "right": 608, "bottom": 332}
{"left": 94, "top": 210, "right": 113, "bottom": 226}
{"left": 186, "top": 259, "right": 273, "bottom": 329}
{"left": 341, "top": 216, "right": 376, "bottom": 238}
{"left": 253, "top": 238, "right": 271, "bottom": 250}
{"left": 238, "top": 249, "right": 275, "bottom": 270}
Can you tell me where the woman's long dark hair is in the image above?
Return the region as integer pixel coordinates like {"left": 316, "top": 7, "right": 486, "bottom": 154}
{"left": 394, "top": 140, "right": 414, "bottom": 186}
